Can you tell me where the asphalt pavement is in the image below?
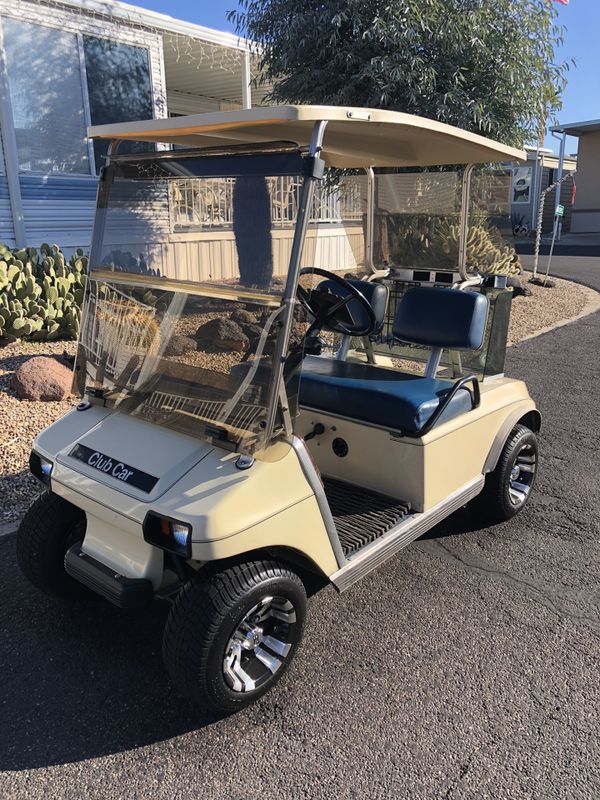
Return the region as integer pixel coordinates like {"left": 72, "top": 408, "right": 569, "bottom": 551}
{"left": 1, "top": 258, "right": 599, "bottom": 799}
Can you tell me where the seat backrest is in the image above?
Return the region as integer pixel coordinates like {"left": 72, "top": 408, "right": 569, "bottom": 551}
{"left": 317, "top": 278, "right": 389, "bottom": 335}
{"left": 393, "top": 287, "right": 489, "bottom": 350}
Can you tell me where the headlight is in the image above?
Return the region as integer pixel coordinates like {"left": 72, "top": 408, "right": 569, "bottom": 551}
{"left": 29, "top": 451, "right": 53, "bottom": 485}
{"left": 143, "top": 513, "right": 192, "bottom": 558}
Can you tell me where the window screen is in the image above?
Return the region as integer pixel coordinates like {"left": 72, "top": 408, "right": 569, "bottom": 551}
{"left": 2, "top": 19, "right": 89, "bottom": 174}
{"left": 83, "top": 36, "right": 154, "bottom": 173}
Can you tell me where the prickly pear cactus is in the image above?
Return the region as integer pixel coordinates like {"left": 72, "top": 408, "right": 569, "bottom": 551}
{"left": 0, "top": 243, "right": 87, "bottom": 342}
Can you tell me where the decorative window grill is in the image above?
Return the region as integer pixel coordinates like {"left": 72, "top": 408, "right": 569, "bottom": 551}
{"left": 169, "top": 176, "right": 364, "bottom": 230}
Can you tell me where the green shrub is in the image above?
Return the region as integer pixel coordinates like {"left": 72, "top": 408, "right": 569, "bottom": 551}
{"left": 0, "top": 243, "right": 87, "bottom": 342}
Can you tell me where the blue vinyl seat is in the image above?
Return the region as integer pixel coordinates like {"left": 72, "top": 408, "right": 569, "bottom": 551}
{"left": 299, "top": 357, "right": 473, "bottom": 432}
{"left": 299, "top": 287, "right": 489, "bottom": 435}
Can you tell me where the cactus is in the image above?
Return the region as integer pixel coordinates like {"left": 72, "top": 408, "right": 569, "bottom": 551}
{"left": 430, "top": 221, "right": 521, "bottom": 276}
{"left": 0, "top": 242, "right": 88, "bottom": 342}
{"left": 386, "top": 215, "right": 521, "bottom": 276}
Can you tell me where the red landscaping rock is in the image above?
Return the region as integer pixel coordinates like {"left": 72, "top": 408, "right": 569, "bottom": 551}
{"left": 10, "top": 356, "right": 73, "bottom": 401}
{"left": 195, "top": 317, "right": 249, "bottom": 352}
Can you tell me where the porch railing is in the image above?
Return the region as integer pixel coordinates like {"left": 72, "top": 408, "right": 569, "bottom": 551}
{"left": 169, "top": 176, "right": 364, "bottom": 230}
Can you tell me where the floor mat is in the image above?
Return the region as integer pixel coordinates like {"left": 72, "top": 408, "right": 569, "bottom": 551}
{"left": 323, "top": 478, "right": 411, "bottom": 557}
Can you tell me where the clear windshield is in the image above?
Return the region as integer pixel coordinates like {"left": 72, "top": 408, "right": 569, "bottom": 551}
{"left": 77, "top": 151, "right": 321, "bottom": 453}
{"left": 90, "top": 152, "right": 316, "bottom": 291}
{"left": 75, "top": 279, "right": 285, "bottom": 452}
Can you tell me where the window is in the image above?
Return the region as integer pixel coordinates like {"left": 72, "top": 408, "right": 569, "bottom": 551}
{"left": 512, "top": 166, "right": 532, "bottom": 204}
{"left": 83, "top": 36, "right": 154, "bottom": 173}
{"left": 2, "top": 19, "right": 89, "bottom": 173}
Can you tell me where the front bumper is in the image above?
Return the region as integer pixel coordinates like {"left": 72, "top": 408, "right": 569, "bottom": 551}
{"left": 65, "top": 545, "right": 154, "bottom": 609}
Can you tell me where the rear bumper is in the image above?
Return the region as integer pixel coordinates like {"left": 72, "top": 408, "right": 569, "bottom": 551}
{"left": 65, "top": 545, "right": 154, "bottom": 609}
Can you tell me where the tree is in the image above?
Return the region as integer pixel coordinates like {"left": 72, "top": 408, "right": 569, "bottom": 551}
{"left": 230, "top": 0, "right": 569, "bottom": 147}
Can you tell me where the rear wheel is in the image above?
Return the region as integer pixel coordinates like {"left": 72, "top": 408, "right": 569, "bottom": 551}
{"left": 16, "top": 491, "right": 86, "bottom": 597}
{"left": 476, "top": 423, "right": 538, "bottom": 523}
{"left": 162, "top": 560, "right": 307, "bottom": 714}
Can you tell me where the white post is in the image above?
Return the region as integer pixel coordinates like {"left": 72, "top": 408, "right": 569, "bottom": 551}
{"left": 241, "top": 49, "right": 251, "bottom": 109}
{"left": 552, "top": 130, "right": 566, "bottom": 241}
{"left": 544, "top": 130, "right": 567, "bottom": 283}
{"left": 0, "top": 21, "right": 26, "bottom": 246}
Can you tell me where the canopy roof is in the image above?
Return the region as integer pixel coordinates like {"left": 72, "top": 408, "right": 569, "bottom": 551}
{"left": 88, "top": 105, "right": 525, "bottom": 168}
{"left": 550, "top": 118, "right": 600, "bottom": 137}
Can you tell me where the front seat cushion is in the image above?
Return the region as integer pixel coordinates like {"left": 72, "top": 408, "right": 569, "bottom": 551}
{"left": 299, "top": 356, "right": 473, "bottom": 434}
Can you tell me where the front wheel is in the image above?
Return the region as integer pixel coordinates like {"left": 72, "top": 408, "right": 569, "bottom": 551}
{"left": 16, "top": 490, "right": 86, "bottom": 596}
{"left": 476, "top": 423, "right": 539, "bottom": 523}
{"left": 162, "top": 560, "right": 307, "bottom": 714}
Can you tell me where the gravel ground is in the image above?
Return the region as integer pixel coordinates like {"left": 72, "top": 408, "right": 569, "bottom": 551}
{"left": 507, "top": 276, "right": 595, "bottom": 345}
{"left": 0, "top": 340, "right": 77, "bottom": 526}
{"left": 0, "top": 276, "right": 596, "bottom": 527}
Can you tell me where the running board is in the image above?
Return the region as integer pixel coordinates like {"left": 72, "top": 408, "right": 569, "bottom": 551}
{"left": 330, "top": 476, "right": 485, "bottom": 592}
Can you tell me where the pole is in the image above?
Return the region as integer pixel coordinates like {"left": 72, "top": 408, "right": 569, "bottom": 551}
{"left": 241, "top": 50, "right": 251, "bottom": 110}
{"left": 544, "top": 131, "right": 567, "bottom": 285}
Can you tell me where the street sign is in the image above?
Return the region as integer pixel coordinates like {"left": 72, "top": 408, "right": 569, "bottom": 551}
{"left": 556, "top": 204, "right": 565, "bottom": 217}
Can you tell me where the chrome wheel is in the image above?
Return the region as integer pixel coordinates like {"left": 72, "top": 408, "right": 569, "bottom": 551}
{"left": 508, "top": 443, "right": 537, "bottom": 507}
{"left": 223, "top": 595, "right": 297, "bottom": 693}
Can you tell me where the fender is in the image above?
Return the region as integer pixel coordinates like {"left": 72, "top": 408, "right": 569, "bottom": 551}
{"left": 483, "top": 402, "right": 541, "bottom": 474}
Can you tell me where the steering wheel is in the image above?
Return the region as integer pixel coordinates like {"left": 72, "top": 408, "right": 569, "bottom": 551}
{"left": 296, "top": 267, "right": 376, "bottom": 337}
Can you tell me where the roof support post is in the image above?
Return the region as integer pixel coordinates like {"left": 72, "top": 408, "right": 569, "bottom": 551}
{"left": 263, "top": 120, "right": 328, "bottom": 439}
{"left": 241, "top": 50, "right": 251, "bottom": 109}
{"left": 365, "top": 167, "right": 375, "bottom": 272}
{"left": 457, "top": 164, "right": 475, "bottom": 281}
{"left": 0, "top": 21, "right": 26, "bottom": 247}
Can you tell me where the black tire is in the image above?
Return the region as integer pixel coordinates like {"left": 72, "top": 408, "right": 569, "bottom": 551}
{"left": 163, "top": 560, "right": 307, "bottom": 714}
{"left": 16, "top": 490, "right": 86, "bottom": 597}
{"left": 476, "top": 423, "right": 538, "bottom": 523}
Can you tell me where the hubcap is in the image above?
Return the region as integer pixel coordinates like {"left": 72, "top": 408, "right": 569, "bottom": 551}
{"left": 223, "top": 595, "right": 296, "bottom": 693}
{"left": 508, "top": 443, "right": 537, "bottom": 506}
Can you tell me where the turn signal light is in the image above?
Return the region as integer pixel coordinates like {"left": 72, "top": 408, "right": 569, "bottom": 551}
{"left": 143, "top": 513, "right": 192, "bottom": 558}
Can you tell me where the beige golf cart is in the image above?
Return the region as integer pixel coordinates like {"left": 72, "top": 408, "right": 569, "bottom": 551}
{"left": 17, "top": 106, "right": 540, "bottom": 713}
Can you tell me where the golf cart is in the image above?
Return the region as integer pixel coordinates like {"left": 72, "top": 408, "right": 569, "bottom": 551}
{"left": 17, "top": 106, "right": 540, "bottom": 713}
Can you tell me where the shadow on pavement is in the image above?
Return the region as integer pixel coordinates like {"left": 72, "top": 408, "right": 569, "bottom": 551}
{"left": 419, "top": 504, "right": 487, "bottom": 541}
{"left": 0, "top": 502, "right": 488, "bottom": 772}
{"left": 0, "top": 537, "right": 219, "bottom": 771}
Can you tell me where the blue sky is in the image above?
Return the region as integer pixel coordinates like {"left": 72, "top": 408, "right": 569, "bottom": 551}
{"left": 137, "top": 0, "right": 597, "bottom": 154}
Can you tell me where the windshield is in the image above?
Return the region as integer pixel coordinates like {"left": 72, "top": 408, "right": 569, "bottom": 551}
{"left": 77, "top": 151, "right": 320, "bottom": 454}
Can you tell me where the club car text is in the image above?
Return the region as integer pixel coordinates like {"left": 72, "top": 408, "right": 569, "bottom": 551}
{"left": 70, "top": 444, "right": 158, "bottom": 492}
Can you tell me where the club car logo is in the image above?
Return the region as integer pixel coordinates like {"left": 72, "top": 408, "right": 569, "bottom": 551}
{"left": 86, "top": 451, "right": 134, "bottom": 482}
{"left": 69, "top": 444, "right": 158, "bottom": 493}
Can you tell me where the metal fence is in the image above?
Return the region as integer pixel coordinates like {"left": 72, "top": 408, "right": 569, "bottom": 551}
{"left": 169, "top": 176, "right": 364, "bottom": 230}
